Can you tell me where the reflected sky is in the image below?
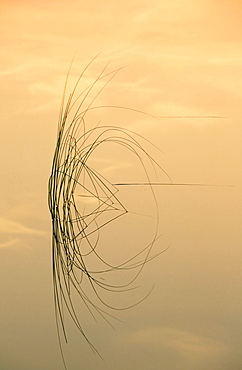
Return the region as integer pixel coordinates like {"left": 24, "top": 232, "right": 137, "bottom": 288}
{"left": 0, "top": 1, "right": 242, "bottom": 369}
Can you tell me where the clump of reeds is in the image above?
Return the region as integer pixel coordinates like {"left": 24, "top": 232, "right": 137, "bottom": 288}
{"left": 48, "top": 56, "right": 223, "bottom": 367}
{"left": 48, "top": 56, "right": 171, "bottom": 358}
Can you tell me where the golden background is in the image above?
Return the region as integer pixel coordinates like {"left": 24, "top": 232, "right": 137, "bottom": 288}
{"left": 1, "top": 1, "right": 241, "bottom": 369}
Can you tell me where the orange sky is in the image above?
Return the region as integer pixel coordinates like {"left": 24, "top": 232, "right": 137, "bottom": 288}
{"left": 1, "top": 1, "right": 242, "bottom": 369}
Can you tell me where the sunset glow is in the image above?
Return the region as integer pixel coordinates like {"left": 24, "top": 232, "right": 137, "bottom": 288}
{"left": 1, "top": 1, "right": 241, "bottom": 369}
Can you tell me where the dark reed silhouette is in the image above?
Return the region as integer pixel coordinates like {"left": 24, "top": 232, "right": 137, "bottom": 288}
{"left": 48, "top": 56, "right": 224, "bottom": 368}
